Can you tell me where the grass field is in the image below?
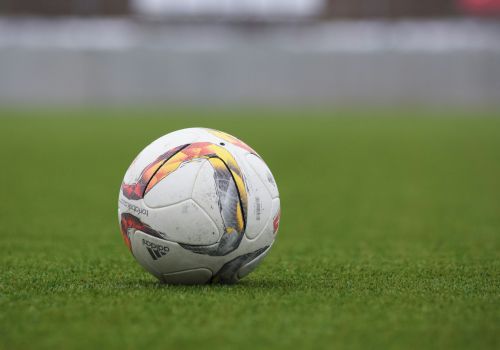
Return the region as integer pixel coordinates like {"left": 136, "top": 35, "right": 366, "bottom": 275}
{"left": 0, "top": 108, "right": 499, "bottom": 350}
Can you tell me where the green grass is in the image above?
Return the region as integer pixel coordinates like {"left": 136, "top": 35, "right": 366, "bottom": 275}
{"left": 0, "top": 108, "right": 499, "bottom": 350}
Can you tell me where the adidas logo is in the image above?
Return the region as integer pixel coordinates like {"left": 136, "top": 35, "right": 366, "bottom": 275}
{"left": 142, "top": 239, "right": 169, "bottom": 260}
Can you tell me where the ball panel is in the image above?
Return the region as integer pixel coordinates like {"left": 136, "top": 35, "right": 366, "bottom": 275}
{"left": 146, "top": 199, "right": 221, "bottom": 245}
{"left": 189, "top": 151, "right": 247, "bottom": 256}
{"left": 243, "top": 162, "right": 273, "bottom": 240}
{"left": 129, "top": 230, "right": 164, "bottom": 280}
{"left": 143, "top": 159, "right": 204, "bottom": 208}
{"left": 132, "top": 230, "right": 220, "bottom": 280}
{"left": 191, "top": 160, "right": 225, "bottom": 235}
{"left": 245, "top": 154, "right": 279, "bottom": 199}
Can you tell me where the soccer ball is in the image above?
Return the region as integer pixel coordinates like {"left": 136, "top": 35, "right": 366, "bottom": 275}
{"left": 118, "top": 128, "right": 280, "bottom": 284}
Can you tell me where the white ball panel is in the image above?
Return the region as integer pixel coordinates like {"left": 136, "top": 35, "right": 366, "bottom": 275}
{"left": 129, "top": 230, "right": 164, "bottom": 279}
{"left": 246, "top": 154, "right": 279, "bottom": 199}
{"left": 146, "top": 199, "right": 221, "bottom": 245}
{"left": 131, "top": 230, "right": 220, "bottom": 277}
{"left": 191, "top": 160, "right": 225, "bottom": 235}
{"left": 143, "top": 159, "right": 204, "bottom": 208}
{"left": 244, "top": 164, "right": 273, "bottom": 240}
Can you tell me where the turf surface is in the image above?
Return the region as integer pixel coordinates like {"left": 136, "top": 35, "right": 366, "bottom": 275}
{"left": 0, "top": 108, "right": 499, "bottom": 349}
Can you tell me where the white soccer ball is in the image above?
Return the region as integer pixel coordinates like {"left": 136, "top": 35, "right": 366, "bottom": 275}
{"left": 118, "top": 128, "right": 280, "bottom": 284}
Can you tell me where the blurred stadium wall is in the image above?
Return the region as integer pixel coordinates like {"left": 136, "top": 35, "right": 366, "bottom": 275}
{"left": 0, "top": 0, "right": 499, "bottom": 107}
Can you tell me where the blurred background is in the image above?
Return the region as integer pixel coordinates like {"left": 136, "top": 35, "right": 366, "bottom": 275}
{"left": 0, "top": 0, "right": 499, "bottom": 107}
